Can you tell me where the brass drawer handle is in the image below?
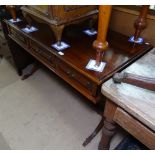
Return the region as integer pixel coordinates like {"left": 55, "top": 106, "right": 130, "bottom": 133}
{"left": 36, "top": 49, "right": 42, "bottom": 53}
{"left": 32, "top": 47, "right": 42, "bottom": 54}
{"left": 66, "top": 71, "right": 71, "bottom": 75}
{"left": 66, "top": 70, "right": 75, "bottom": 78}
{"left": 86, "top": 82, "right": 93, "bottom": 90}
{"left": 70, "top": 73, "right": 75, "bottom": 78}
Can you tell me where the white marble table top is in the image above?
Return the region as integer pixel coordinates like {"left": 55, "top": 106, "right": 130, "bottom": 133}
{"left": 102, "top": 48, "right": 155, "bottom": 132}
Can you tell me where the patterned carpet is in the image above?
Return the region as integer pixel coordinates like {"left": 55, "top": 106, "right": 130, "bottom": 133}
{"left": 115, "top": 134, "right": 149, "bottom": 150}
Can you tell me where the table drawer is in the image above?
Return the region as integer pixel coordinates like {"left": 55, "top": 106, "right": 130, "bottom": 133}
{"left": 30, "top": 40, "right": 97, "bottom": 96}
{"left": 10, "top": 27, "right": 28, "bottom": 47}
{"left": 57, "top": 60, "right": 97, "bottom": 95}
{"left": 30, "top": 40, "right": 59, "bottom": 71}
{"left": 30, "top": 41, "right": 54, "bottom": 61}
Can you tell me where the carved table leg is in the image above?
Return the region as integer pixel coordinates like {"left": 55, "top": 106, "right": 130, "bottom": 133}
{"left": 21, "top": 63, "right": 38, "bottom": 80}
{"left": 17, "top": 69, "right": 23, "bottom": 76}
{"left": 0, "top": 54, "right": 3, "bottom": 62}
{"left": 51, "top": 25, "right": 64, "bottom": 46}
{"left": 98, "top": 99, "right": 117, "bottom": 150}
{"left": 22, "top": 12, "right": 32, "bottom": 28}
{"left": 83, "top": 117, "right": 104, "bottom": 147}
{"left": 89, "top": 15, "right": 97, "bottom": 32}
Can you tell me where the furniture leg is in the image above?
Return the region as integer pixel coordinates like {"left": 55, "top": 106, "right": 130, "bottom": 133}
{"left": 0, "top": 54, "right": 3, "bottom": 62}
{"left": 17, "top": 69, "right": 22, "bottom": 76}
{"left": 51, "top": 25, "right": 64, "bottom": 46}
{"left": 83, "top": 117, "right": 104, "bottom": 147}
{"left": 134, "top": 5, "right": 149, "bottom": 41}
{"left": 88, "top": 15, "right": 97, "bottom": 32}
{"left": 98, "top": 99, "right": 117, "bottom": 150}
{"left": 22, "top": 11, "right": 32, "bottom": 28}
{"left": 21, "top": 63, "right": 38, "bottom": 80}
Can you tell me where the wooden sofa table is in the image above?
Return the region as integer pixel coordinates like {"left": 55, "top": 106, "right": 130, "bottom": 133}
{"left": 5, "top": 19, "right": 153, "bottom": 104}
{"left": 99, "top": 48, "right": 155, "bottom": 149}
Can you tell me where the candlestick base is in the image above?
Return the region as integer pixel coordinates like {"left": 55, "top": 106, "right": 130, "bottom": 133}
{"left": 9, "top": 18, "right": 21, "bottom": 23}
{"left": 129, "top": 36, "right": 143, "bottom": 44}
{"left": 86, "top": 59, "right": 106, "bottom": 72}
{"left": 83, "top": 29, "right": 97, "bottom": 36}
{"left": 21, "top": 26, "right": 38, "bottom": 33}
{"left": 51, "top": 41, "right": 70, "bottom": 51}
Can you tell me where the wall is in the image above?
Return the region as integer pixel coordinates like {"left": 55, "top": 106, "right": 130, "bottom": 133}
{"left": 110, "top": 7, "right": 155, "bottom": 46}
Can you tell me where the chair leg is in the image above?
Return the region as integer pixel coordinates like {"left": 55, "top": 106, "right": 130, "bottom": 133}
{"left": 98, "top": 118, "right": 116, "bottom": 149}
{"left": 51, "top": 25, "right": 64, "bottom": 46}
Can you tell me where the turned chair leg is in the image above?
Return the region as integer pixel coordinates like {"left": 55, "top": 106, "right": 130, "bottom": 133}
{"left": 98, "top": 118, "right": 116, "bottom": 149}
{"left": 21, "top": 63, "right": 38, "bottom": 80}
{"left": 51, "top": 25, "right": 64, "bottom": 46}
{"left": 98, "top": 99, "right": 117, "bottom": 150}
{"left": 22, "top": 11, "right": 32, "bottom": 28}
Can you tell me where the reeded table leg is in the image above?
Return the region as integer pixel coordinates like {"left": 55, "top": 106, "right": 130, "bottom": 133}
{"left": 21, "top": 63, "right": 38, "bottom": 80}
{"left": 83, "top": 117, "right": 104, "bottom": 147}
{"left": 98, "top": 99, "right": 117, "bottom": 150}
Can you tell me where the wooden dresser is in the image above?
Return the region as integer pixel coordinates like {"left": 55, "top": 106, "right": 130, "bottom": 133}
{"left": 21, "top": 5, "right": 98, "bottom": 45}
{"left": 5, "top": 19, "right": 153, "bottom": 104}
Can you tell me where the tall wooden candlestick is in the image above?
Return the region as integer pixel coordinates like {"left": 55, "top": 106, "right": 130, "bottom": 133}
{"left": 134, "top": 5, "right": 149, "bottom": 41}
{"left": 93, "top": 5, "right": 112, "bottom": 66}
{"left": 6, "top": 5, "right": 17, "bottom": 21}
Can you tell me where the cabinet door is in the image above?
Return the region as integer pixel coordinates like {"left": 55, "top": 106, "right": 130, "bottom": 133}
{"left": 51, "top": 5, "right": 98, "bottom": 22}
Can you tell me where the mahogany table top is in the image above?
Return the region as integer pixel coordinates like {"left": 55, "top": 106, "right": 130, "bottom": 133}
{"left": 7, "top": 20, "right": 153, "bottom": 85}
